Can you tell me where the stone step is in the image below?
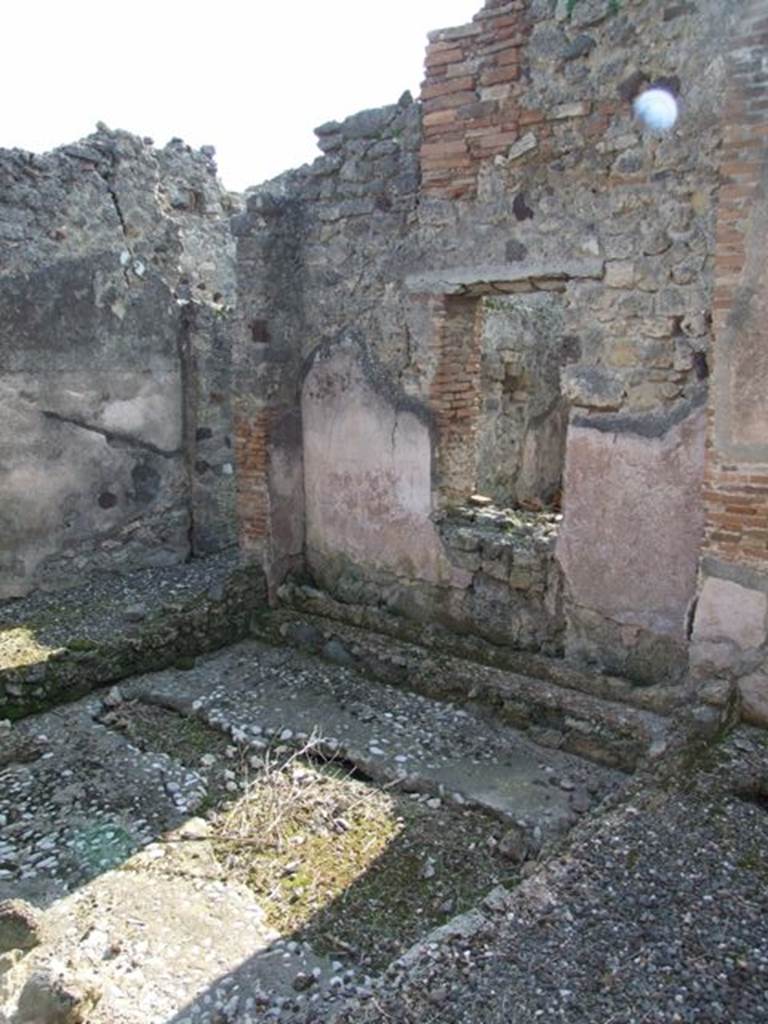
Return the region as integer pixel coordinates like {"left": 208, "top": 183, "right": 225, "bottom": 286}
{"left": 274, "top": 582, "right": 686, "bottom": 716}
{"left": 0, "top": 555, "right": 265, "bottom": 722}
{"left": 256, "top": 603, "right": 674, "bottom": 773}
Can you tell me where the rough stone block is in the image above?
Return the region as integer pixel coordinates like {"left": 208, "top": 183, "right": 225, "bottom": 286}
{"left": 0, "top": 900, "right": 43, "bottom": 954}
{"left": 15, "top": 967, "right": 101, "bottom": 1023}
{"left": 693, "top": 577, "right": 767, "bottom": 651}
{"left": 506, "top": 132, "right": 538, "bottom": 161}
{"left": 739, "top": 671, "right": 768, "bottom": 728}
{"left": 561, "top": 366, "right": 626, "bottom": 409}
{"left": 405, "top": 259, "right": 604, "bottom": 294}
{"left": 604, "top": 260, "right": 636, "bottom": 288}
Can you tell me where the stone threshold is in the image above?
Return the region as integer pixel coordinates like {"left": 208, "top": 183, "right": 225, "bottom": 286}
{"left": 259, "top": 592, "right": 681, "bottom": 773}
{"left": 273, "top": 582, "right": 687, "bottom": 716}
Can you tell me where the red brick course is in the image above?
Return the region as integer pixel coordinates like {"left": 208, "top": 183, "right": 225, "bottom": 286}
{"left": 419, "top": 1, "right": 533, "bottom": 197}
{"left": 233, "top": 408, "right": 270, "bottom": 551}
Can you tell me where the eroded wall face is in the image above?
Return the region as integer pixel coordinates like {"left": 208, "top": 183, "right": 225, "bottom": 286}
{"left": 0, "top": 131, "right": 238, "bottom": 598}
{"left": 232, "top": 99, "right": 425, "bottom": 599}
{"left": 231, "top": 191, "right": 308, "bottom": 595}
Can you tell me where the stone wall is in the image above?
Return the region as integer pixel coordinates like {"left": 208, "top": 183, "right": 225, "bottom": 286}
{"left": 4, "top": 0, "right": 766, "bottom": 725}
{"left": 0, "top": 555, "right": 265, "bottom": 721}
{"left": 414, "top": 0, "right": 735, "bottom": 683}
{"left": 232, "top": 98, "right": 425, "bottom": 599}
{"left": 234, "top": 0, "right": 743, "bottom": 685}
{"left": 0, "top": 129, "right": 239, "bottom": 598}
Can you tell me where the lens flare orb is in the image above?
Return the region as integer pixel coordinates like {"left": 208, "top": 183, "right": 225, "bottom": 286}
{"left": 633, "top": 88, "right": 679, "bottom": 133}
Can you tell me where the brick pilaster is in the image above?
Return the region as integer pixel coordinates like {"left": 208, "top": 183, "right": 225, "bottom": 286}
{"left": 429, "top": 295, "right": 483, "bottom": 502}
{"left": 704, "top": 1, "right": 768, "bottom": 568}
{"left": 233, "top": 406, "right": 270, "bottom": 552}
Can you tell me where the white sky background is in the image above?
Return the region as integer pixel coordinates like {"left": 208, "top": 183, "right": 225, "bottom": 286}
{"left": 2, "top": 0, "right": 481, "bottom": 191}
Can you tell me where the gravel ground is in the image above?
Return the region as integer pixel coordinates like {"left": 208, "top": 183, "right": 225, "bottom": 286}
{"left": 326, "top": 728, "right": 768, "bottom": 1024}
{"left": 2, "top": 638, "right": 768, "bottom": 1023}
{"left": 0, "top": 639, "right": 624, "bottom": 1024}
{"left": 0, "top": 551, "right": 239, "bottom": 658}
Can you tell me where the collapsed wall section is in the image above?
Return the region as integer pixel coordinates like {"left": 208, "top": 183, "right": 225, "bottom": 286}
{"left": 0, "top": 130, "right": 239, "bottom": 598}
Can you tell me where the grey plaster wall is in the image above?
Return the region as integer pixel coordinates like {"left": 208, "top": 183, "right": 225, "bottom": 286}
{"left": 0, "top": 129, "right": 239, "bottom": 598}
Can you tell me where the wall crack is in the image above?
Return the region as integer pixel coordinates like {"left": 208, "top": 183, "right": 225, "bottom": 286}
{"left": 41, "top": 410, "right": 182, "bottom": 459}
{"left": 96, "top": 160, "right": 133, "bottom": 285}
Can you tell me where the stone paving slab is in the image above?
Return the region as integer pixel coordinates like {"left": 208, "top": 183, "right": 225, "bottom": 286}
{"left": 123, "top": 640, "right": 625, "bottom": 843}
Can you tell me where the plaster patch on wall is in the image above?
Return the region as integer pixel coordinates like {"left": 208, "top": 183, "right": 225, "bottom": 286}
{"left": 557, "top": 405, "right": 706, "bottom": 676}
{"left": 302, "top": 343, "right": 446, "bottom": 586}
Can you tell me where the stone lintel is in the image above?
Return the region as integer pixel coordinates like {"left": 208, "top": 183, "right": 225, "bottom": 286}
{"left": 405, "top": 260, "right": 605, "bottom": 295}
{"left": 427, "top": 22, "right": 483, "bottom": 43}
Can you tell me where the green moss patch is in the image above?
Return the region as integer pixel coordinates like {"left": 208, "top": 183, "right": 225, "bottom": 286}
{"left": 66, "top": 637, "right": 99, "bottom": 653}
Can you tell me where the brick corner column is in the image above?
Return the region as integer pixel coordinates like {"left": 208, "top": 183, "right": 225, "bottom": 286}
{"left": 428, "top": 295, "right": 483, "bottom": 504}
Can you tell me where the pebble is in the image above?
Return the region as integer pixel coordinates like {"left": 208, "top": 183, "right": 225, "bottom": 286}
{"left": 124, "top": 603, "right": 147, "bottom": 623}
{"left": 571, "top": 787, "right": 591, "bottom": 814}
{"left": 292, "top": 972, "right": 314, "bottom": 992}
{"left": 0, "top": 579, "right": 631, "bottom": 1024}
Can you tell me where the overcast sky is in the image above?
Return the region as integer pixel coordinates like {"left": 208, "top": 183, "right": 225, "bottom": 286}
{"left": 2, "top": 1, "right": 480, "bottom": 191}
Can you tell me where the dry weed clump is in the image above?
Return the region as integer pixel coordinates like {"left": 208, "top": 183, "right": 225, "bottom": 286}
{"left": 212, "top": 735, "right": 403, "bottom": 939}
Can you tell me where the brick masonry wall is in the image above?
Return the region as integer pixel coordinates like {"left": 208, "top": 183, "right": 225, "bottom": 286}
{"left": 232, "top": 407, "right": 270, "bottom": 553}
{"left": 704, "top": 464, "right": 768, "bottom": 565}
{"left": 421, "top": 0, "right": 534, "bottom": 198}
{"left": 704, "top": 0, "right": 768, "bottom": 569}
{"left": 689, "top": 0, "right": 768, "bottom": 719}
{"left": 429, "top": 295, "right": 483, "bottom": 501}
